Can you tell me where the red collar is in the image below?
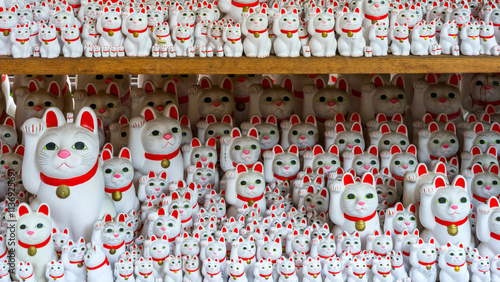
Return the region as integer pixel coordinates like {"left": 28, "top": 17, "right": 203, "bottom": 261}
{"left": 49, "top": 273, "right": 64, "bottom": 279}
{"left": 376, "top": 35, "right": 387, "bottom": 39}
{"left": 315, "top": 28, "right": 334, "bottom": 34}
{"left": 353, "top": 272, "right": 365, "bottom": 278}
{"left": 318, "top": 253, "right": 335, "bottom": 259}
{"left": 344, "top": 211, "right": 377, "bottom": 222}
{"left": 351, "top": 250, "right": 362, "bottom": 256}
{"left": 374, "top": 251, "right": 388, "bottom": 257}
{"left": 230, "top": 272, "right": 245, "bottom": 278}
{"left": 378, "top": 270, "right": 391, "bottom": 276}
{"left": 281, "top": 270, "right": 295, "bottom": 276}
{"left": 342, "top": 27, "right": 362, "bottom": 34}
{"left": 394, "top": 36, "right": 408, "bottom": 41}
{"left": 212, "top": 34, "right": 222, "bottom": 39}
{"left": 0, "top": 272, "right": 9, "bottom": 277}
{"left": 231, "top": 0, "right": 259, "bottom": 8}
{"left": 69, "top": 3, "right": 81, "bottom": 8}
{"left": 418, "top": 261, "right": 435, "bottom": 267}
{"left": 103, "top": 240, "right": 124, "bottom": 250}
{"left": 30, "top": 32, "right": 38, "bottom": 37}
{"left": 105, "top": 181, "right": 133, "bottom": 194}
{"left": 473, "top": 193, "right": 494, "bottom": 204}
{"left": 281, "top": 29, "right": 298, "bottom": 35}
{"left": 19, "top": 273, "right": 33, "bottom": 280}
{"left": 429, "top": 153, "right": 457, "bottom": 161}
{"left": 468, "top": 35, "right": 478, "bottom": 39}
{"left": 65, "top": 36, "right": 80, "bottom": 43}
{"left": 308, "top": 271, "right": 321, "bottom": 276}
{"left": 274, "top": 173, "right": 298, "bottom": 181}
{"left": 471, "top": 97, "right": 500, "bottom": 106}
{"left": 70, "top": 259, "right": 84, "bottom": 264}
{"left": 300, "top": 34, "right": 309, "bottom": 39}
{"left": 152, "top": 255, "right": 168, "bottom": 262}
{"left": 170, "top": 267, "right": 182, "bottom": 273}
{"left": 144, "top": 148, "right": 180, "bottom": 161}
{"left": 128, "top": 27, "right": 148, "bottom": 34}
{"left": 248, "top": 28, "right": 267, "bottom": 35}
{"left": 181, "top": 216, "right": 192, "bottom": 224}
{"left": 88, "top": 33, "right": 99, "bottom": 37}
{"left": 392, "top": 263, "right": 404, "bottom": 269}
{"left": 15, "top": 37, "right": 29, "bottom": 42}
{"left": 120, "top": 273, "right": 133, "bottom": 278}
{"left": 228, "top": 37, "right": 241, "bottom": 42}
{"left": 0, "top": 249, "right": 6, "bottom": 260}
{"left": 393, "top": 229, "right": 403, "bottom": 235}
{"left": 435, "top": 216, "right": 468, "bottom": 227}
{"left": 237, "top": 193, "right": 264, "bottom": 203}
{"left": 403, "top": 251, "right": 410, "bottom": 257}
{"left": 490, "top": 232, "right": 500, "bottom": 240}
{"left": 446, "top": 262, "right": 465, "bottom": 269}
{"left": 420, "top": 35, "right": 429, "bottom": 39}
{"left": 479, "top": 269, "right": 490, "bottom": 274}
{"left": 87, "top": 257, "right": 109, "bottom": 270}
{"left": 176, "top": 36, "right": 191, "bottom": 41}
{"left": 103, "top": 27, "right": 121, "bottom": 33}
{"left": 156, "top": 34, "right": 170, "bottom": 39}
{"left": 233, "top": 162, "right": 255, "bottom": 168}
{"left": 139, "top": 271, "right": 153, "bottom": 276}
{"left": 40, "top": 161, "right": 99, "bottom": 187}
{"left": 239, "top": 255, "right": 255, "bottom": 261}
{"left": 207, "top": 271, "right": 221, "bottom": 276}
{"left": 428, "top": 34, "right": 435, "bottom": 38}
{"left": 328, "top": 270, "right": 341, "bottom": 275}
{"left": 168, "top": 233, "right": 180, "bottom": 242}
{"left": 42, "top": 37, "right": 57, "bottom": 43}
{"left": 0, "top": 28, "right": 10, "bottom": 32}
{"left": 186, "top": 267, "right": 199, "bottom": 273}
{"left": 393, "top": 174, "right": 404, "bottom": 181}
{"left": 260, "top": 273, "right": 272, "bottom": 278}
{"left": 364, "top": 14, "right": 388, "bottom": 21}
{"left": 18, "top": 236, "right": 51, "bottom": 250}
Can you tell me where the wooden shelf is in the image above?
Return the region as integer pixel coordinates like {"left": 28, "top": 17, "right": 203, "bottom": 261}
{"left": 0, "top": 55, "right": 497, "bottom": 74}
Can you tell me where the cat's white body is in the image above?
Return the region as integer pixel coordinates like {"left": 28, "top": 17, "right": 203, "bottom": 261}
{"left": 15, "top": 203, "right": 57, "bottom": 282}
{"left": 307, "top": 8, "right": 336, "bottom": 57}
{"left": 173, "top": 23, "right": 194, "bottom": 56}
{"left": 409, "top": 238, "right": 438, "bottom": 282}
{"left": 96, "top": 7, "right": 124, "bottom": 48}
{"left": 438, "top": 243, "right": 469, "bottom": 282}
{"left": 371, "top": 256, "right": 394, "bottom": 282}
{"left": 461, "top": 21, "right": 481, "bottom": 55}
{"left": 115, "top": 258, "right": 136, "bottom": 282}
{"left": 440, "top": 21, "right": 460, "bottom": 55}
{"left": 336, "top": 7, "right": 365, "bottom": 57}
{"left": 202, "top": 258, "right": 224, "bottom": 282}
{"left": 61, "top": 24, "right": 84, "bottom": 58}
{"left": 471, "top": 256, "right": 491, "bottom": 282}
{"left": 223, "top": 23, "right": 243, "bottom": 57}
{"left": 91, "top": 214, "right": 127, "bottom": 268}
{"left": 21, "top": 107, "right": 116, "bottom": 242}
{"left": 45, "top": 260, "right": 67, "bottom": 282}
{"left": 60, "top": 238, "right": 87, "bottom": 282}
{"left": 134, "top": 257, "right": 155, "bottom": 282}
{"left": 272, "top": 8, "right": 301, "bottom": 57}
{"left": 323, "top": 257, "right": 343, "bottom": 282}
{"left": 278, "top": 257, "right": 299, "bottom": 282}
{"left": 477, "top": 197, "right": 500, "bottom": 258}
{"left": 389, "top": 23, "right": 410, "bottom": 56}
{"left": 241, "top": 8, "right": 272, "bottom": 58}
{"left": 15, "top": 261, "right": 37, "bottom": 282}
{"left": 0, "top": 7, "right": 17, "bottom": 55}
{"left": 123, "top": 8, "right": 152, "bottom": 57}
{"left": 39, "top": 24, "right": 61, "bottom": 58}
{"left": 225, "top": 162, "right": 266, "bottom": 217}
{"left": 368, "top": 23, "right": 388, "bottom": 56}
{"left": 10, "top": 23, "right": 31, "bottom": 58}
{"left": 410, "top": 21, "right": 432, "bottom": 56}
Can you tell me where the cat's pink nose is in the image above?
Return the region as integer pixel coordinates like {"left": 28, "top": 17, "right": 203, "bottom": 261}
{"left": 243, "top": 150, "right": 250, "bottom": 155}
{"left": 201, "top": 177, "right": 206, "bottom": 180}
{"left": 486, "top": 186, "right": 492, "bottom": 190}
{"left": 375, "top": 4, "right": 379, "bottom": 7}
{"left": 451, "top": 205, "right": 458, "bottom": 210}
{"left": 3, "top": 166, "right": 8, "bottom": 169}
{"left": 58, "top": 150, "right": 71, "bottom": 159}
{"left": 114, "top": 234, "right": 119, "bottom": 237}
{"left": 443, "top": 144, "right": 449, "bottom": 149}
{"left": 347, "top": 20, "right": 351, "bottom": 23}
{"left": 403, "top": 165, "right": 408, "bottom": 169}
{"left": 347, "top": 145, "right": 354, "bottom": 148}
{"left": 328, "top": 101, "right": 335, "bottom": 106}
{"left": 439, "top": 98, "right": 447, "bottom": 103}
{"left": 27, "top": 230, "right": 34, "bottom": 235}
{"left": 133, "top": 21, "right": 137, "bottom": 24}
{"left": 310, "top": 204, "right": 315, "bottom": 208}
{"left": 485, "top": 85, "right": 493, "bottom": 90}
{"left": 325, "top": 165, "right": 331, "bottom": 169}
{"left": 161, "top": 227, "right": 166, "bottom": 231}
{"left": 382, "top": 194, "right": 387, "bottom": 198}
{"left": 201, "top": 157, "right": 207, "bottom": 162}
{"left": 263, "top": 136, "right": 269, "bottom": 140}
{"left": 275, "top": 102, "right": 282, "bottom": 106}
{"left": 114, "top": 174, "right": 121, "bottom": 179}
{"left": 34, "top": 105, "right": 42, "bottom": 111}
{"left": 390, "top": 98, "right": 398, "bottom": 104}
{"left": 358, "top": 201, "right": 365, "bottom": 206}
{"left": 364, "top": 165, "right": 370, "bottom": 170}
{"left": 156, "top": 105, "right": 164, "bottom": 111}
{"left": 155, "top": 188, "right": 160, "bottom": 191}
{"left": 238, "top": 77, "right": 246, "bottom": 82}
{"left": 98, "top": 108, "right": 106, "bottom": 113}
{"left": 284, "top": 166, "right": 290, "bottom": 170}
{"left": 213, "top": 102, "right": 220, "bottom": 107}
{"left": 405, "top": 222, "right": 410, "bottom": 226}
{"left": 248, "top": 185, "right": 255, "bottom": 190}
{"left": 300, "top": 136, "right": 306, "bottom": 140}
{"left": 163, "top": 133, "right": 172, "bottom": 140}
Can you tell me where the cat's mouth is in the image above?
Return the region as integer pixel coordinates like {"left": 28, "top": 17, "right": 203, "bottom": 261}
{"left": 57, "top": 162, "right": 73, "bottom": 169}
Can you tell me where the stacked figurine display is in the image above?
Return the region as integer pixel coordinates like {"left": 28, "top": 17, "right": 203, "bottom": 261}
{"left": 0, "top": 0, "right": 500, "bottom": 57}
{"left": 1, "top": 71, "right": 500, "bottom": 282}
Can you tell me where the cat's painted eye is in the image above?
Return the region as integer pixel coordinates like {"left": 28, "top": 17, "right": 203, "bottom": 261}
{"left": 150, "top": 130, "right": 161, "bottom": 136}
{"left": 307, "top": 130, "right": 315, "bottom": 135}
{"left": 250, "top": 144, "right": 258, "bottom": 150}
{"left": 430, "top": 92, "right": 437, "bottom": 98}
{"left": 450, "top": 139, "right": 456, "bottom": 144}
{"left": 437, "top": 197, "right": 448, "bottom": 204}
{"left": 43, "top": 142, "right": 58, "bottom": 151}
{"left": 346, "top": 193, "right": 356, "bottom": 200}
{"left": 292, "top": 130, "right": 298, "bottom": 135}
{"left": 432, "top": 139, "right": 440, "bottom": 144}
{"left": 317, "top": 161, "right": 324, "bottom": 166}
{"left": 356, "top": 161, "right": 363, "bottom": 165}
{"left": 283, "top": 96, "right": 291, "bottom": 101}
{"left": 234, "top": 145, "right": 241, "bottom": 150}
{"left": 105, "top": 168, "right": 112, "bottom": 174}
{"left": 240, "top": 181, "right": 247, "bottom": 185}
{"left": 72, "top": 142, "right": 87, "bottom": 150}
{"left": 459, "top": 197, "right": 467, "bottom": 203}
{"left": 365, "top": 193, "right": 374, "bottom": 199}
{"left": 171, "top": 127, "right": 179, "bottom": 133}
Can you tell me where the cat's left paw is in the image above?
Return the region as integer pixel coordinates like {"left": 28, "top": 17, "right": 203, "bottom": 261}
{"left": 130, "top": 116, "right": 146, "bottom": 128}
{"left": 22, "top": 118, "right": 45, "bottom": 136}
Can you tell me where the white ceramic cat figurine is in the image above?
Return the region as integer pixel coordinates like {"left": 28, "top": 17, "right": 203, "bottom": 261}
{"left": 115, "top": 258, "right": 135, "bottom": 282}
{"left": 92, "top": 213, "right": 127, "bottom": 268}
{"left": 440, "top": 21, "right": 460, "bottom": 55}
{"left": 128, "top": 104, "right": 184, "bottom": 182}
{"left": 11, "top": 23, "right": 31, "bottom": 58}
{"left": 476, "top": 197, "right": 500, "bottom": 258}
{"left": 0, "top": 6, "right": 17, "bottom": 55}
{"left": 61, "top": 24, "right": 84, "bottom": 58}
{"left": 21, "top": 107, "right": 116, "bottom": 242}
{"left": 302, "top": 77, "right": 349, "bottom": 126}
{"left": 272, "top": 8, "right": 301, "bottom": 57}
{"left": 372, "top": 256, "right": 393, "bottom": 282}
{"left": 15, "top": 261, "right": 36, "bottom": 282}
{"left": 409, "top": 238, "right": 437, "bottom": 281}
{"left": 96, "top": 7, "right": 124, "bottom": 48}
{"left": 461, "top": 21, "right": 481, "bottom": 55}
{"left": 60, "top": 238, "right": 86, "bottom": 282}
{"left": 241, "top": 8, "right": 272, "bottom": 58}
{"left": 123, "top": 8, "right": 152, "bottom": 57}
{"left": 336, "top": 7, "right": 365, "bottom": 57}
{"left": 479, "top": 21, "right": 500, "bottom": 55}
{"left": 347, "top": 257, "right": 368, "bottom": 282}
{"left": 420, "top": 175, "right": 473, "bottom": 247}
{"left": 15, "top": 203, "right": 57, "bottom": 282}
{"left": 263, "top": 144, "right": 300, "bottom": 185}
{"left": 52, "top": 228, "right": 70, "bottom": 258}
{"left": 173, "top": 22, "right": 194, "bottom": 56}
{"left": 45, "top": 260, "right": 67, "bottom": 282}
{"left": 277, "top": 256, "right": 298, "bottom": 282}
{"left": 329, "top": 172, "right": 381, "bottom": 247}
{"left": 0, "top": 258, "right": 10, "bottom": 281}
{"left": 491, "top": 255, "right": 500, "bottom": 282}
{"left": 389, "top": 23, "right": 410, "bottom": 56}
{"left": 134, "top": 257, "right": 155, "bottom": 282}
{"left": 225, "top": 162, "right": 265, "bottom": 217}
{"left": 368, "top": 22, "right": 388, "bottom": 56}
{"left": 342, "top": 145, "right": 379, "bottom": 177}
{"left": 417, "top": 122, "right": 459, "bottom": 166}
{"left": 227, "top": 259, "right": 248, "bottom": 282}
{"left": 220, "top": 127, "right": 260, "bottom": 171}
{"left": 183, "top": 255, "right": 202, "bottom": 282}
{"left": 248, "top": 76, "right": 295, "bottom": 122}
{"left": 223, "top": 23, "right": 243, "bottom": 57}
{"left": 471, "top": 256, "right": 491, "bottom": 282}
{"left": 253, "top": 258, "right": 273, "bottom": 282}
{"left": 384, "top": 203, "right": 417, "bottom": 239}
{"left": 101, "top": 147, "right": 139, "bottom": 213}
{"left": 39, "top": 24, "right": 61, "bottom": 58}
{"left": 307, "top": 7, "right": 336, "bottom": 57}
{"left": 187, "top": 76, "right": 234, "bottom": 122}
{"left": 438, "top": 242, "right": 468, "bottom": 282}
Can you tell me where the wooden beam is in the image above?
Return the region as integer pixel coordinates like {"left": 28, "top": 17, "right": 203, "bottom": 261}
{"left": 0, "top": 55, "right": 497, "bottom": 74}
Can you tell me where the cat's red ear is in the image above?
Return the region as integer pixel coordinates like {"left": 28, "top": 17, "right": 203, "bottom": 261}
{"left": 1, "top": 145, "right": 10, "bottom": 155}
{"left": 221, "top": 77, "right": 233, "bottom": 92}
{"left": 86, "top": 83, "right": 97, "bottom": 95}
{"left": 164, "top": 81, "right": 176, "bottom": 95}
{"left": 37, "top": 203, "right": 50, "bottom": 216}
{"left": 119, "top": 147, "right": 131, "bottom": 160}
{"left": 3, "top": 117, "right": 14, "bottom": 129}
{"left": 77, "top": 108, "right": 97, "bottom": 133}
{"left": 48, "top": 81, "right": 61, "bottom": 96}
{"left": 17, "top": 203, "right": 31, "bottom": 217}
{"left": 101, "top": 149, "right": 112, "bottom": 162}
{"left": 142, "top": 107, "right": 156, "bottom": 122}
{"left": 252, "top": 162, "right": 263, "bottom": 174}
{"left": 107, "top": 82, "right": 120, "bottom": 97}
{"left": 43, "top": 108, "right": 66, "bottom": 128}
{"left": 164, "top": 104, "right": 179, "bottom": 120}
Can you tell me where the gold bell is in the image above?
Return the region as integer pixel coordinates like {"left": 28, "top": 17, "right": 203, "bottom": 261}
{"left": 133, "top": 32, "right": 139, "bottom": 38}
{"left": 347, "top": 31, "right": 353, "bottom": 37}
{"left": 58, "top": 30, "right": 61, "bottom": 36}
{"left": 3, "top": 30, "right": 8, "bottom": 36}
{"left": 322, "top": 32, "right": 327, "bottom": 38}
{"left": 181, "top": 39, "right": 185, "bottom": 43}
{"left": 426, "top": 265, "right": 432, "bottom": 270}
{"left": 358, "top": 274, "right": 363, "bottom": 278}
{"left": 77, "top": 263, "right": 83, "bottom": 268}
{"left": 447, "top": 224, "right": 458, "bottom": 236}
{"left": 27, "top": 246, "right": 37, "bottom": 256}
{"left": 236, "top": 102, "right": 245, "bottom": 111}
{"left": 453, "top": 35, "right": 457, "bottom": 39}
{"left": 248, "top": 200, "right": 255, "bottom": 206}
{"left": 174, "top": 270, "right": 178, "bottom": 274}
{"left": 150, "top": 27, "right": 154, "bottom": 32}
{"left": 484, "top": 38, "right": 488, "bottom": 42}
{"left": 265, "top": 277, "right": 269, "bottom": 280}
{"left": 68, "top": 41, "right": 71, "bottom": 44}
{"left": 467, "top": 262, "right": 471, "bottom": 266}
{"left": 269, "top": 34, "right": 272, "bottom": 38}
{"left": 285, "top": 275, "right": 289, "bottom": 279}
{"left": 242, "top": 6, "right": 250, "bottom": 12}
{"left": 246, "top": 259, "right": 251, "bottom": 264}
{"left": 188, "top": 271, "right": 192, "bottom": 275}
{"left": 399, "top": 39, "right": 404, "bottom": 43}
{"left": 458, "top": 26, "right": 462, "bottom": 31}
{"left": 287, "top": 32, "right": 292, "bottom": 38}
{"left": 161, "top": 159, "right": 170, "bottom": 168}
{"left": 125, "top": 277, "right": 129, "bottom": 280}
{"left": 372, "top": 19, "right": 377, "bottom": 24}
{"left": 144, "top": 274, "right": 149, "bottom": 278}
{"left": 108, "top": 30, "right": 114, "bottom": 36}
{"left": 57, "top": 253, "right": 61, "bottom": 259}
{"left": 232, "top": 41, "right": 236, "bottom": 44}
{"left": 20, "top": 41, "right": 25, "bottom": 45}
{"left": 454, "top": 266, "right": 460, "bottom": 272}
{"left": 56, "top": 185, "right": 70, "bottom": 199}
{"left": 233, "top": 276, "right": 237, "bottom": 280}
{"left": 254, "top": 32, "right": 260, "bottom": 38}
{"left": 109, "top": 248, "right": 116, "bottom": 255}
{"left": 313, "top": 274, "right": 318, "bottom": 278}
{"left": 210, "top": 275, "right": 214, "bottom": 278}
{"left": 45, "top": 41, "right": 49, "bottom": 45}
{"left": 383, "top": 274, "right": 387, "bottom": 278}
{"left": 355, "top": 220, "right": 366, "bottom": 231}
{"left": 112, "top": 191, "right": 122, "bottom": 201}
{"left": 158, "top": 260, "right": 163, "bottom": 266}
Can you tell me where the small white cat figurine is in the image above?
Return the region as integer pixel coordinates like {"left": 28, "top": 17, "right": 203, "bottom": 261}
{"left": 123, "top": 8, "right": 152, "bottom": 57}
{"left": 241, "top": 8, "right": 272, "bottom": 58}
{"left": 336, "top": 7, "right": 365, "bottom": 57}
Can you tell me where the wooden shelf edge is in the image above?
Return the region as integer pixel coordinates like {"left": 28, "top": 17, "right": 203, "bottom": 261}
{"left": 0, "top": 55, "right": 497, "bottom": 74}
